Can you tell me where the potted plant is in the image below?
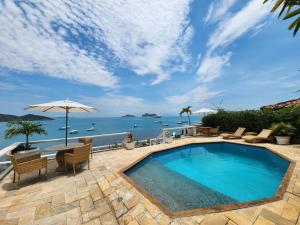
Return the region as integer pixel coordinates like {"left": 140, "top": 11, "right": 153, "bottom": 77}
{"left": 271, "top": 122, "right": 295, "bottom": 145}
{"left": 4, "top": 120, "right": 47, "bottom": 153}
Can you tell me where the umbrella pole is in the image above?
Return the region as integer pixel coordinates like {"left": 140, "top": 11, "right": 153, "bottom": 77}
{"left": 65, "top": 108, "right": 69, "bottom": 146}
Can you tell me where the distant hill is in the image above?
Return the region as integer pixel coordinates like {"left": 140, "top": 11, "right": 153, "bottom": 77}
{"left": 0, "top": 114, "right": 53, "bottom": 122}
{"left": 122, "top": 114, "right": 135, "bottom": 117}
{"left": 142, "top": 113, "right": 158, "bottom": 117}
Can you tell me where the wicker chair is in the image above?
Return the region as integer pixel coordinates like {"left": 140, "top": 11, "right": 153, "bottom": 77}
{"left": 7, "top": 151, "right": 47, "bottom": 185}
{"left": 78, "top": 138, "right": 93, "bottom": 158}
{"left": 64, "top": 144, "right": 90, "bottom": 176}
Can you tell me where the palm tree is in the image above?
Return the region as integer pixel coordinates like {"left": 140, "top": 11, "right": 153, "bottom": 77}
{"left": 179, "top": 106, "right": 192, "bottom": 125}
{"left": 264, "top": 0, "right": 300, "bottom": 36}
{"left": 5, "top": 120, "right": 47, "bottom": 150}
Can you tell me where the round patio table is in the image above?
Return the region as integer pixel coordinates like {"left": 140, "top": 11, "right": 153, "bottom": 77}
{"left": 44, "top": 143, "right": 84, "bottom": 172}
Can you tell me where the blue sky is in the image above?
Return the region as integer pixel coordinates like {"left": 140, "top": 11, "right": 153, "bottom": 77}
{"left": 0, "top": 0, "right": 299, "bottom": 117}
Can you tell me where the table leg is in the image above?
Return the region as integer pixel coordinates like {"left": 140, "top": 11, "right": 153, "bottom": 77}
{"left": 55, "top": 151, "right": 65, "bottom": 172}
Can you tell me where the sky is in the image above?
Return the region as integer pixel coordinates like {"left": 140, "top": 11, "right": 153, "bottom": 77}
{"left": 0, "top": 0, "right": 299, "bottom": 117}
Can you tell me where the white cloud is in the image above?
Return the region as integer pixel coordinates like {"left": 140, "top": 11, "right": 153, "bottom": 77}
{"left": 196, "top": 52, "right": 231, "bottom": 82}
{"left": 203, "top": 0, "right": 238, "bottom": 24}
{"left": 208, "top": 0, "right": 271, "bottom": 51}
{"left": 166, "top": 85, "right": 220, "bottom": 106}
{"left": 0, "top": 0, "right": 193, "bottom": 87}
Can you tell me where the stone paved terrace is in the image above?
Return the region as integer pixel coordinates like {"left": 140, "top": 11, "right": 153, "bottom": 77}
{"left": 1, "top": 137, "right": 300, "bottom": 225}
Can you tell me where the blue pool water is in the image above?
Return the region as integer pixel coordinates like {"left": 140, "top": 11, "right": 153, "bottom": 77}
{"left": 125, "top": 143, "right": 290, "bottom": 211}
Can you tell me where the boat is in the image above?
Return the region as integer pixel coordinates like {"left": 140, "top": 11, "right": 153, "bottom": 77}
{"left": 154, "top": 114, "right": 162, "bottom": 118}
{"left": 59, "top": 126, "right": 70, "bottom": 130}
{"left": 163, "top": 123, "right": 168, "bottom": 126}
{"left": 69, "top": 129, "right": 79, "bottom": 134}
{"left": 92, "top": 122, "right": 96, "bottom": 125}
{"left": 86, "top": 126, "right": 94, "bottom": 131}
{"left": 133, "top": 124, "right": 139, "bottom": 128}
{"left": 153, "top": 120, "right": 161, "bottom": 123}
{"left": 177, "top": 121, "right": 183, "bottom": 124}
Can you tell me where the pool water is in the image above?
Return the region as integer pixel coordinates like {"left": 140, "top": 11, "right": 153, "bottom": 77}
{"left": 125, "top": 143, "right": 289, "bottom": 211}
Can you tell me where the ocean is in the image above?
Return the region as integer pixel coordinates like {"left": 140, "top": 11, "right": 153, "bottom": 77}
{"left": 0, "top": 116, "right": 202, "bottom": 151}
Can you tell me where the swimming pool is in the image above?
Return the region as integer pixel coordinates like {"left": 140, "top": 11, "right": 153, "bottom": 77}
{"left": 124, "top": 143, "right": 290, "bottom": 212}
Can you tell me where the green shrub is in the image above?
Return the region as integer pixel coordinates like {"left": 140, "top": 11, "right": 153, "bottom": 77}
{"left": 271, "top": 122, "right": 295, "bottom": 136}
{"left": 202, "top": 108, "right": 300, "bottom": 139}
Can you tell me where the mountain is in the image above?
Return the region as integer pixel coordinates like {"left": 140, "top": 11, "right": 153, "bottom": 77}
{"left": 0, "top": 114, "right": 53, "bottom": 122}
{"left": 122, "top": 114, "right": 135, "bottom": 117}
{"left": 142, "top": 113, "right": 158, "bottom": 117}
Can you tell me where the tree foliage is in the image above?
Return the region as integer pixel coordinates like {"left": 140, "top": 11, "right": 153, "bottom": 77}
{"left": 264, "top": 0, "right": 300, "bottom": 36}
{"left": 179, "top": 106, "right": 192, "bottom": 125}
{"left": 5, "top": 120, "right": 47, "bottom": 149}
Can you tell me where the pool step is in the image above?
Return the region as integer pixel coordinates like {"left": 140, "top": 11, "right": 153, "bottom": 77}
{"left": 126, "top": 161, "right": 237, "bottom": 211}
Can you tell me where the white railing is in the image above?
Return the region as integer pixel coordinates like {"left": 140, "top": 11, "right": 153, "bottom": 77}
{"left": 0, "top": 125, "right": 197, "bottom": 166}
{"left": 0, "top": 132, "right": 130, "bottom": 165}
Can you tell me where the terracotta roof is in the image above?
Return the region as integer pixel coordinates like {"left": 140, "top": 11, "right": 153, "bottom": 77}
{"left": 261, "top": 98, "right": 300, "bottom": 110}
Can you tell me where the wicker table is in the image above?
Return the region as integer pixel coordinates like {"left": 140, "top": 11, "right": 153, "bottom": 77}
{"left": 44, "top": 143, "right": 84, "bottom": 172}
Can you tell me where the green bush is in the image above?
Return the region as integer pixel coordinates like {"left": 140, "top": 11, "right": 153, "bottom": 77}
{"left": 202, "top": 108, "right": 300, "bottom": 139}
{"left": 271, "top": 122, "right": 295, "bottom": 136}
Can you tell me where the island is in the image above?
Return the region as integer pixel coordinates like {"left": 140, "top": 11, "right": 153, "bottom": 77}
{"left": 122, "top": 114, "right": 135, "bottom": 118}
{"left": 142, "top": 113, "right": 158, "bottom": 117}
{"left": 0, "top": 113, "right": 53, "bottom": 122}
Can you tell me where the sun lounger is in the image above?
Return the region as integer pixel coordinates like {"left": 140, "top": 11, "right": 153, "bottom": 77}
{"left": 242, "top": 129, "right": 272, "bottom": 143}
{"left": 221, "top": 127, "right": 246, "bottom": 139}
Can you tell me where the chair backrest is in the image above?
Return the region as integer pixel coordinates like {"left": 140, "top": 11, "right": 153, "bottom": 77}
{"left": 78, "top": 138, "right": 93, "bottom": 145}
{"left": 234, "top": 127, "right": 246, "bottom": 136}
{"left": 258, "top": 129, "right": 272, "bottom": 138}
{"left": 73, "top": 144, "right": 91, "bottom": 160}
{"left": 7, "top": 151, "right": 19, "bottom": 172}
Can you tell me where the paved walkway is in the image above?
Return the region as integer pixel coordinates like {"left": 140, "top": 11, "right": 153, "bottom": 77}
{"left": 1, "top": 137, "right": 300, "bottom": 225}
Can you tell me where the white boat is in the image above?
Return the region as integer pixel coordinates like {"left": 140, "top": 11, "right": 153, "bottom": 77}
{"left": 163, "top": 123, "right": 168, "bottom": 126}
{"left": 134, "top": 124, "right": 139, "bottom": 128}
{"left": 154, "top": 115, "right": 162, "bottom": 118}
{"left": 59, "top": 126, "right": 70, "bottom": 130}
{"left": 86, "top": 126, "right": 94, "bottom": 131}
{"left": 69, "top": 129, "right": 79, "bottom": 134}
{"left": 153, "top": 120, "right": 161, "bottom": 123}
{"left": 177, "top": 121, "right": 183, "bottom": 124}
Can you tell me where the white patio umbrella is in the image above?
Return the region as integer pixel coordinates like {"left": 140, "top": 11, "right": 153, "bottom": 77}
{"left": 25, "top": 99, "right": 98, "bottom": 146}
{"left": 193, "top": 108, "right": 217, "bottom": 114}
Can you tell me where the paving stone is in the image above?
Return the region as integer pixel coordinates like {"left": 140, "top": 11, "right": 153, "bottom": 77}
{"left": 253, "top": 216, "right": 275, "bottom": 225}
{"left": 200, "top": 214, "right": 228, "bottom": 225}
{"left": 51, "top": 193, "right": 65, "bottom": 208}
{"left": 156, "top": 214, "right": 171, "bottom": 225}
{"left": 259, "top": 208, "right": 294, "bottom": 225}
{"left": 82, "top": 217, "right": 101, "bottom": 225}
{"left": 281, "top": 202, "right": 299, "bottom": 222}
{"left": 6, "top": 207, "right": 36, "bottom": 220}
{"left": 226, "top": 221, "right": 237, "bottom": 225}
{"left": 66, "top": 207, "right": 81, "bottom": 225}
{"left": 90, "top": 187, "right": 103, "bottom": 202}
{"left": 111, "top": 199, "right": 127, "bottom": 218}
{"left": 100, "top": 212, "right": 118, "bottom": 225}
{"left": 124, "top": 195, "right": 140, "bottom": 209}
{"left": 128, "top": 220, "right": 139, "bottom": 225}
{"left": 80, "top": 197, "right": 94, "bottom": 213}
{"left": 143, "top": 200, "right": 160, "bottom": 218}
{"left": 128, "top": 204, "right": 145, "bottom": 218}
{"left": 98, "top": 178, "right": 111, "bottom": 191}
{"left": 119, "top": 214, "right": 134, "bottom": 225}
{"left": 225, "top": 212, "right": 252, "bottom": 225}
{"left": 88, "top": 204, "right": 111, "bottom": 220}
{"left": 18, "top": 212, "right": 35, "bottom": 225}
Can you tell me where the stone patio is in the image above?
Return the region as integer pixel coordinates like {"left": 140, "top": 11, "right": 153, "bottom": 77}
{"left": 1, "top": 137, "right": 300, "bottom": 225}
